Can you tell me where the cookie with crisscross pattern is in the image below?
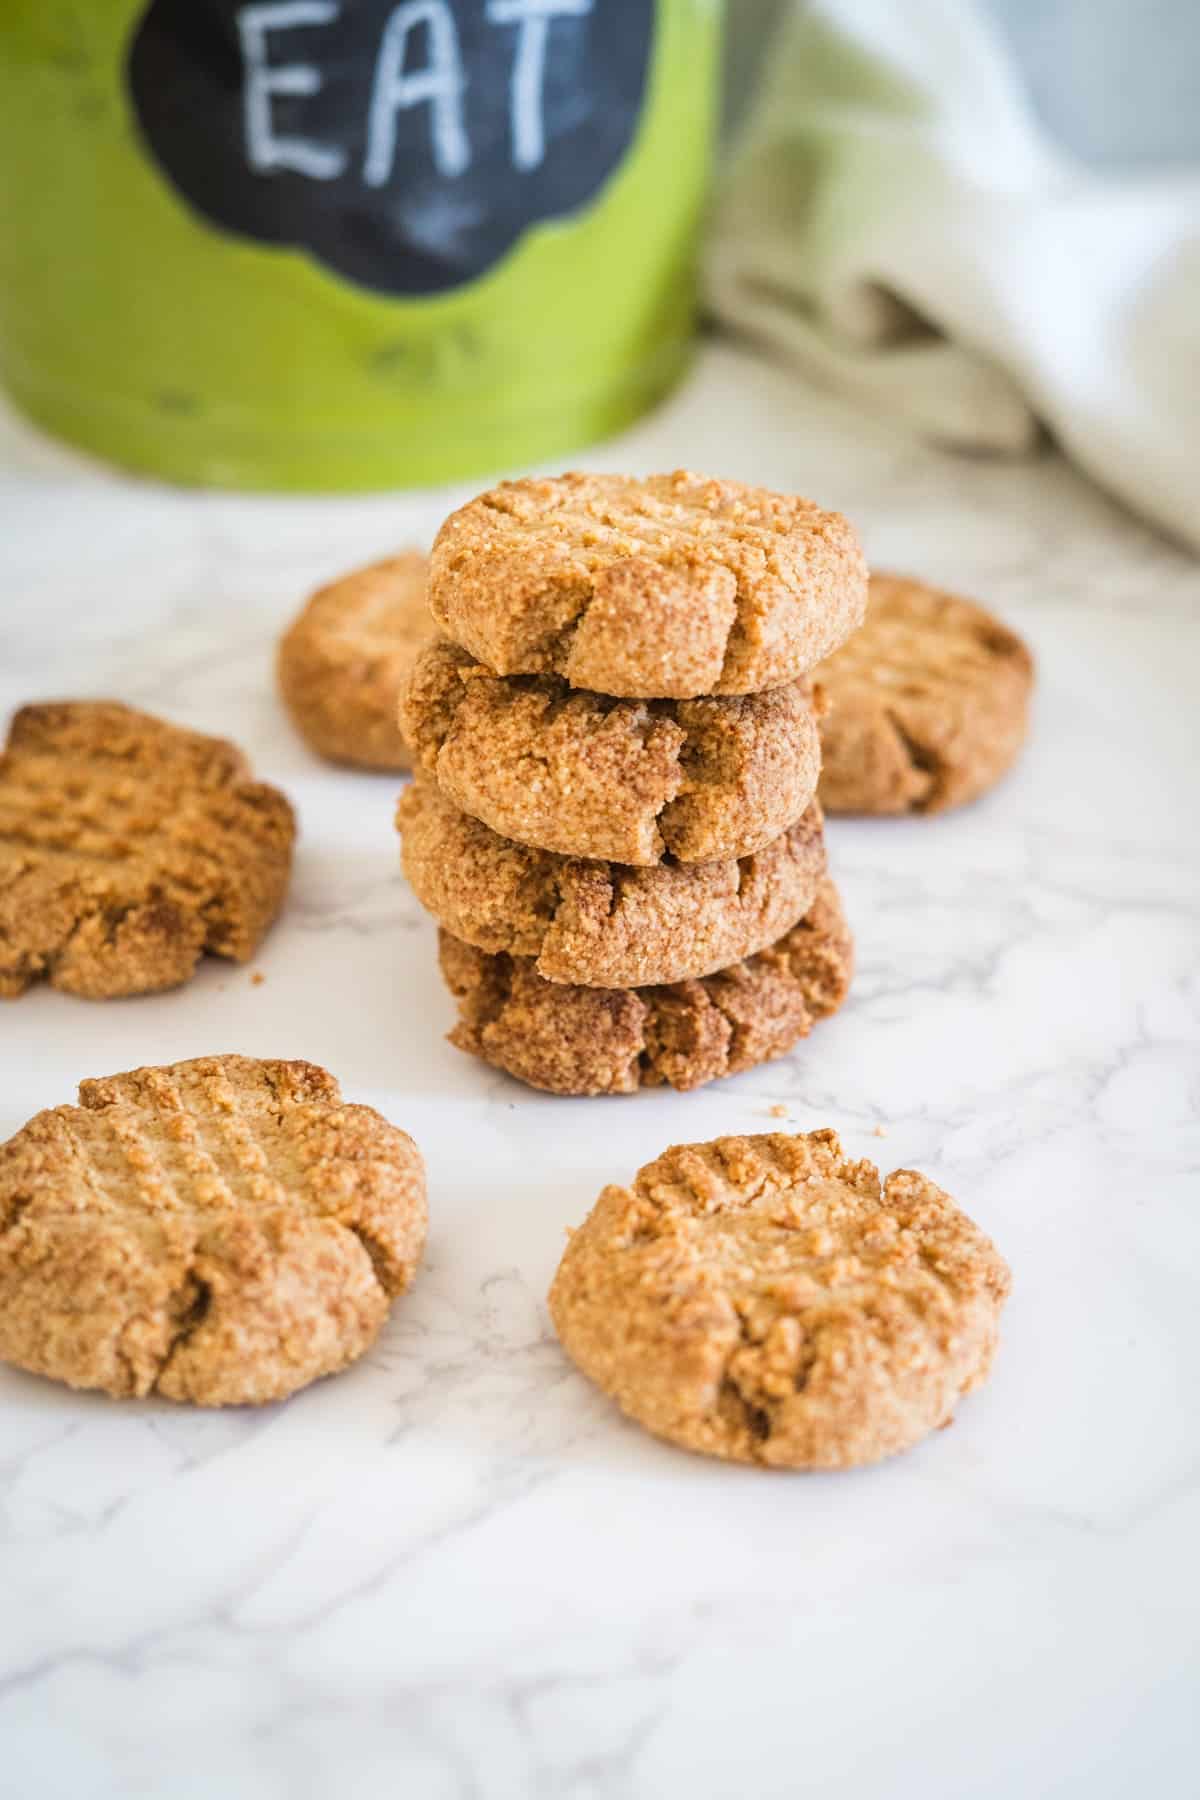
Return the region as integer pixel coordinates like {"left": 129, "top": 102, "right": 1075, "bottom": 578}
{"left": 817, "top": 573, "right": 1033, "bottom": 814}
{"left": 401, "top": 638, "right": 821, "bottom": 865}
{"left": 398, "top": 774, "right": 827, "bottom": 989}
{"left": 0, "top": 1055, "right": 426, "bottom": 1405}
{"left": 549, "top": 1130, "right": 1010, "bottom": 1468}
{"left": 278, "top": 551, "right": 433, "bottom": 770}
{"left": 0, "top": 701, "right": 294, "bottom": 999}
{"left": 439, "top": 879, "right": 852, "bottom": 1095}
{"left": 429, "top": 472, "right": 866, "bottom": 698}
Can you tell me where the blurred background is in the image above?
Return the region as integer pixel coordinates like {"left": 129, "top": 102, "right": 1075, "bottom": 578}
{"left": 0, "top": 0, "right": 1196, "bottom": 545}
{"left": 726, "top": 0, "right": 1200, "bottom": 163}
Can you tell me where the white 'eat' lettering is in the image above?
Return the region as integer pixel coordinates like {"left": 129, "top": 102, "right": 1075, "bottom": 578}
{"left": 486, "top": 0, "right": 593, "bottom": 172}
{"left": 363, "top": 1, "right": 471, "bottom": 186}
{"left": 236, "top": 1, "right": 347, "bottom": 179}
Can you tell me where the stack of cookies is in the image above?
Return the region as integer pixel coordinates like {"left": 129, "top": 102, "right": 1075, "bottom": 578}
{"left": 397, "top": 471, "right": 868, "bottom": 1096}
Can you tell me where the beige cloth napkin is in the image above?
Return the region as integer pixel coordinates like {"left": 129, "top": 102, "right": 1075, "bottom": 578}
{"left": 707, "top": 0, "right": 1200, "bottom": 550}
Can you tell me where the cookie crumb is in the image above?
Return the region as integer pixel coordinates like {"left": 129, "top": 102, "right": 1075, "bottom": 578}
{"left": 251, "top": 972, "right": 266, "bottom": 987}
{"left": 768, "top": 1104, "right": 789, "bottom": 1120}
{"left": 872, "top": 1124, "right": 888, "bottom": 1138}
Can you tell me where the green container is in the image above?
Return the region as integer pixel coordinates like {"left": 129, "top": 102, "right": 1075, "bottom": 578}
{"left": 0, "top": 1, "right": 720, "bottom": 490}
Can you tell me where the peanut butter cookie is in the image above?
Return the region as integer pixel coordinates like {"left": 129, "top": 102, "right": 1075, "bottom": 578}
{"left": 0, "top": 702, "right": 295, "bottom": 999}
{"left": 439, "top": 879, "right": 852, "bottom": 1095}
{"left": 278, "top": 551, "right": 432, "bottom": 769}
{"left": 0, "top": 1055, "right": 427, "bottom": 1405}
{"left": 818, "top": 573, "right": 1034, "bottom": 814}
{"left": 400, "top": 639, "right": 821, "bottom": 865}
{"left": 398, "top": 775, "right": 826, "bottom": 988}
{"left": 549, "top": 1130, "right": 1010, "bottom": 1469}
{"left": 429, "top": 471, "right": 867, "bottom": 698}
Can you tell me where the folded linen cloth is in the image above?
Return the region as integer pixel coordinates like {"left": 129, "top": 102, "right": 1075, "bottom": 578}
{"left": 706, "top": 0, "right": 1200, "bottom": 550}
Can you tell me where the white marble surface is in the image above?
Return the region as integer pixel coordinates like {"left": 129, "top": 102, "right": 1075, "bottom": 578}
{"left": 0, "top": 344, "right": 1197, "bottom": 1800}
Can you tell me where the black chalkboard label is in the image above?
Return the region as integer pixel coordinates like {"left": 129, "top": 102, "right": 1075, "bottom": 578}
{"left": 127, "top": 0, "right": 656, "bottom": 295}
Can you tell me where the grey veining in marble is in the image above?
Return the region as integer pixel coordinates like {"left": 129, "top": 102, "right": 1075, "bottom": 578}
{"left": 0, "top": 345, "right": 1197, "bottom": 1800}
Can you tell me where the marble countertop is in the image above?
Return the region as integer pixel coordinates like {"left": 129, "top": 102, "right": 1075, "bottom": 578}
{"left": 1, "top": 344, "right": 1197, "bottom": 1800}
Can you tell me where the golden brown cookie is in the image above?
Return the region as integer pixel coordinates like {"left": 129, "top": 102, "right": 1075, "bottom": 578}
{"left": 398, "top": 775, "right": 826, "bottom": 988}
{"left": 0, "top": 702, "right": 295, "bottom": 999}
{"left": 0, "top": 1055, "right": 427, "bottom": 1406}
{"left": 549, "top": 1130, "right": 1010, "bottom": 1469}
{"left": 278, "top": 552, "right": 433, "bottom": 769}
{"left": 400, "top": 639, "right": 821, "bottom": 865}
{"left": 429, "top": 471, "right": 867, "bottom": 698}
{"left": 439, "top": 879, "right": 853, "bottom": 1095}
{"left": 817, "top": 573, "right": 1034, "bottom": 814}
